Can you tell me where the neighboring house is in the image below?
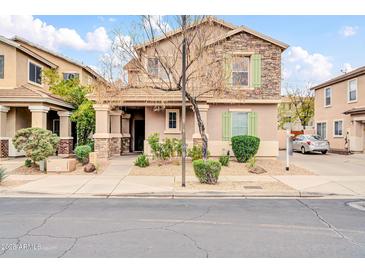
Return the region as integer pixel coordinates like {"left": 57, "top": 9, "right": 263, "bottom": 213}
{"left": 278, "top": 96, "right": 314, "bottom": 131}
{"left": 312, "top": 66, "right": 365, "bottom": 153}
{"left": 0, "top": 35, "right": 103, "bottom": 158}
{"left": 92, "top": 17, "right": 289, "bottom": 158}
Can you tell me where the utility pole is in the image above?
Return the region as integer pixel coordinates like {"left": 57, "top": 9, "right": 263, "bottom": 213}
{"left": 181, "top": 15, "right": 187, "bottom": 187}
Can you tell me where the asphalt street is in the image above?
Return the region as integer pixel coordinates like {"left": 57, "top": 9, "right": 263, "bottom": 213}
{"left": 0, "top": 198, "right": 364, "bottom": 258}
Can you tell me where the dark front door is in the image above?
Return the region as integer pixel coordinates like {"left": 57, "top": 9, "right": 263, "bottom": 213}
{"left": 134, "top": 120, "right": 145, "bottom": 151}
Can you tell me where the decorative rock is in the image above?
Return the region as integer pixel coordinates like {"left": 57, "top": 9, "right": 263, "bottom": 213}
{"left": 84, "top": 163, "right": 96, "bottom": 173}
{"left": 248, "top": 166, "right": 267, "bottom": 174}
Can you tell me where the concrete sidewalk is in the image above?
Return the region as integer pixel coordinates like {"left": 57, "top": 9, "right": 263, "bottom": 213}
{"left": 1, "top": 173, "right": 365, "bottom": 198}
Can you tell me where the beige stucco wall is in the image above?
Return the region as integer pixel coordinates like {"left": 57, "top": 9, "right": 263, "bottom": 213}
{"left": 314, "top": 74, "right": 365, "bottom": 151}
{"left": 16, "top": 41, "right": 95, "bottom": 86}
{"left": 0, "top": 42, "right": 17, "bottom": 88}
{"left": 144, "top": 103, "right": 278, "bottom": 157}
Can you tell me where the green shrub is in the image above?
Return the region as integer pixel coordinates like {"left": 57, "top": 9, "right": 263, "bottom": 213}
{"left": 12, "top": 128, "right": 60, "bottom": 163}
{"left": 0, "top": 167, "right": 7, "bottom": 183}
{"left": 24, "top": 159, "right": 32, "bottom": 168}
{"left": 219, "top": 154, "right": 230, "bottom": 167}
{"left": 231, "top": 135, "right": 260, "bottom": 163}
{"left": 193, "top": 159, "right": 222, "bottom": 184}
{"left": 147, "top": 134, "right": 182, "bottom": 160}
{"left": 86, "top": 139, "right": 95, "bottom": 151}
{"left": 134, "top": 154, "right": 149, "bottom": 167}
{"left": 188, "top": 145, "right": 210, "bottom": 161}
{"left": 75, "top": 145, "right": 92, "bottom": 163}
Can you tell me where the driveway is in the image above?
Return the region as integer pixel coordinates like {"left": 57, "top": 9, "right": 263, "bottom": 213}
{"left": 278, "top": 150, "right": 365, "bottom": 176}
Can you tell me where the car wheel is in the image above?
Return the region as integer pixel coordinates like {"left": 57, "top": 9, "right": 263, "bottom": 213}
{"left": 301, "top": 146, "right": 306, "bottom": 154}
{"left": 321, "top": 150, "right": 328, "bottom": 154}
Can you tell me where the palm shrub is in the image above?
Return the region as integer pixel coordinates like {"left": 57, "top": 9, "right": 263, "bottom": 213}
{"left": 193, "top": 159, "right": 222, "bottom": 184}
{"left": 75, "top": 145, "right": 92, "bottom": 164}
{"left": 134, "top": 154, "right": 149, "bottom": 167}
{"left": 12, "top": 128, "right": 60, "bottom": 164}
{"left": 231, "top": 135, "right": 260, "bottom": 163}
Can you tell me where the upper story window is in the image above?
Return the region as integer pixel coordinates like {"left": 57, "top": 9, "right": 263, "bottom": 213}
{"left": 63, "top": 72, "right": 79, "bottom": 80}
{"left": 29, "top": 61, "right": 42, "bottom": 85}
{"left": 232, "top": 56, "right": 249, "bottom": 87}
{"left": 147, "top": 57, "right": 168, "bottom": 80}
{"left": 147, "top": 57, "right": 159, "bottom": 77}
{"left": 324, "top": 87, "right": 332, "bottom": 107}
{"left": 0, "top": 55, "right": 4, "bottom": 79}
{"left": 348, "top": 79, "right": 357, "bottom": 102}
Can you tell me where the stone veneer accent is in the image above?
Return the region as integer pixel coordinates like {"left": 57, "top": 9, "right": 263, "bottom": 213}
{"left": 111, "top": 137, "right": 122, "bottom": 155}
{"left": 121, "top": 137, "right": 131, "bottom": 154}
{"left": 58, "top": 139, "right": 73, "bottom": 156}
{"left": 94, "top": 138, "right": 112, "bottom": 158}
{"left": 0, "top": 139, "right": 9, "bottom": 158}
{"left": 208, "top": 31, "right": 282, "bottom": 100}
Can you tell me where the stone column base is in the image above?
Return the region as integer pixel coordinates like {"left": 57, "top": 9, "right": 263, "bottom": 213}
{"left": 94, "top": 137, "right": 112, "bottom": 159}
{"left": 121, "top": 136, "right": 131, "bottom": 154}
{"left": 58, "top": 138, "right": 73, "bottom": 157}
{"left": 0, "top": 138, "right": 9, "bottom": 158}
{"left": 111, "top": 137, "right": 122, "bottom": 156}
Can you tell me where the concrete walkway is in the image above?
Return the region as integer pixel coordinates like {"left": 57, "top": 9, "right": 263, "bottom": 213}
{"left": 1, "top": 154, "right": 365, "bottom": 198}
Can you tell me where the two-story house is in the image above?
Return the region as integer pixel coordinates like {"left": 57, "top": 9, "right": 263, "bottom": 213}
{"left": 0, "top": 35, "right": 103, "bottom": 158}
{"left": 312, "top": 66, "right": 365, "bottom": 153}
{"left": 91, "top": 17, "right": 289, "bottom": 158}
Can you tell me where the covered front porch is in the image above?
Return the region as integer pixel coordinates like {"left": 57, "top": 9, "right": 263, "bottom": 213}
{"left": 92, "top": 102, "right": 209, "bottom": 159}
{"left": 344, "top": 107, "right": 365, "bottom": 153}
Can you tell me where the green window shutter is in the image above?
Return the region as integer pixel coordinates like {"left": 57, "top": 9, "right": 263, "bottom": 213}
{"left": 248, "top": 112, "right": 258, "bottom": 136}
{"left": 251, "top": 54, "right": 262, "bottom": 88}
{"left": 222, "top": 111, "right": 232, "bottom": 141}
{"left": 224, "top": 54, "right": 232, "bottom": 86}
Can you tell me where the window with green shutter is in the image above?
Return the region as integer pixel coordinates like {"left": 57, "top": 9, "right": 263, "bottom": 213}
{"left": 222, "top": 111, "right": 258, "bottom": 141}
{"left": 251, "top": 54, "right": 262, "bottom": 88}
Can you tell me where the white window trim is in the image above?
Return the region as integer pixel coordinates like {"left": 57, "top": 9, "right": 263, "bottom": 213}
{"left": 27, "top": 59, "right": 43, "bottom": 87}
{"left": 333, "top": 119, "right": 344, "bottom": 138}
{"left": 164, "top": 109, "right": 180, "bottom": 134}
{"left": 324, "top": 87, "right": 332, "bottom": 107}
{"left": 347, "top": 78, "right": 358, "bottom": 103}
{"left": 231, "top": 53, "right": 251, "bottom": 88}
{"left": 316, "top": 120, "right": 328, "bottom": 140}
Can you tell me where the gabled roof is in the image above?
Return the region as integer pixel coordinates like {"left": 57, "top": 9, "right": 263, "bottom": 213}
{"left": 12, "top": 36, "right": 105, "bottom": 81}
{"left": 206, "top": 25, "right": 289, "bottom": 50}
{"left": 311, "top": 66, "right": 365, "bottom": 90}
{"left": 134, "top": 16, "right": 236, "bottom": 50}
{"left": 0, "top": 35, "right": 57, "bottom": 68}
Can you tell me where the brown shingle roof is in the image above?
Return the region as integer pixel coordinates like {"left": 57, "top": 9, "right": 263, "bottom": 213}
{"left": 0, "top": 86, "right": 74, "bottom": 109}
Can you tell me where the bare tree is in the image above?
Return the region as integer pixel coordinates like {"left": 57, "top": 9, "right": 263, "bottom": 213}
{"left": 279, "top": 86, "right": 314, "bottom": 130}
{"left": 97, "top": 16, "right": 228, "bottom": 160}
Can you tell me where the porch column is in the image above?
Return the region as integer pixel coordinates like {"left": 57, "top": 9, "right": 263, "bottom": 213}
{"left": 110, "top": 110, "right": 123, "bottom": 156}
{"left": 192, "top": 104, "right": 209, "bottom": 145}
{"left": 121, "top": 113, "right": 131, "bottom": 153}
{"left": 93, "top": 104, "right": 111, "bottom": 158}
{"left": 0, "top": 105, "right": 10, "bottom": 158}
{"left": 57, "top": 111, "right": 73, "bottom": 157}
{"left": 29, "top": 105, "right": 49, "bottom": 128}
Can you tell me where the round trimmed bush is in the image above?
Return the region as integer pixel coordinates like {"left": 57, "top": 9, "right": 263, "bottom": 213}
{"left": 75, "top": 145, "right": 92, "bottom": 163}
{"left": 193, "top": 159, "right": 222, "bottom": 184}
{"left": 231, "top": 135, "right": 260, "bottom": 163}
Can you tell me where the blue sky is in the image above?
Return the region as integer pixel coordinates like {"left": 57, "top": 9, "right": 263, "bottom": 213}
{"left": 1, "top": 15, "right": 364, "bottom": 89}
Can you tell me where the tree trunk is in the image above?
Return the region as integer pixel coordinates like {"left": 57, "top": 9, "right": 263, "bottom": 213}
{"left": 186, "top": 94, "right": 208, "bottom": 160}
